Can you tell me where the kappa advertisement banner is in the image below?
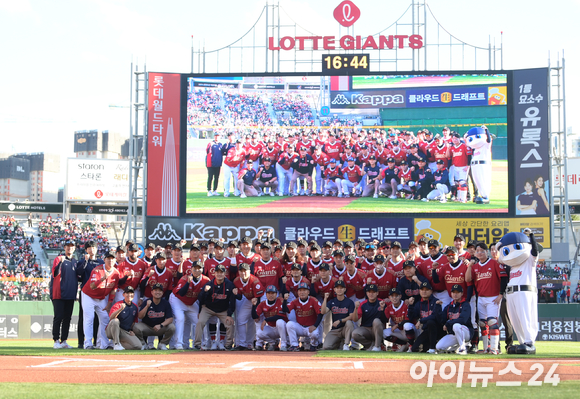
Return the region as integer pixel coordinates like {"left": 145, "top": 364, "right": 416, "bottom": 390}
{"left": 147, "top": 73, "right": 181, "bottom": 217}
{"left": 66, "top": 159, "right": 130, "bottom": 201}
{"left": 512, "top": 68, "right": 550, "bottom": 217}
{"left": 413, "top": 217, "right": 551, "bottom": 247}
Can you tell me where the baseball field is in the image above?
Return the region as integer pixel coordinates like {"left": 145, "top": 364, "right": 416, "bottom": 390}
{"left": 1, "top": 340, "right": 579, "bottom": 398}
{"left": 185, "top": 160, "right": 508, "bottom": 214}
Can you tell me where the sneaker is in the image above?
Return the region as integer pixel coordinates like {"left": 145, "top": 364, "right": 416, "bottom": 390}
{"left": 440, "top": 197, "right": 447, "bottom": 203}
{"left": 489, "top": 349, "right": 499, "bottom": 355}
{"left": 210, "top": 341, "right": 218, "bottom": 351}
{"left": 207, "top": 191, "right": 213, "bottom": 197}
{"left": 421, "top": 198, "right": 429, "bottom": 202}
{"left": 371, "top": 346, "right": 381, "bottom": 352}
{"left": 407, "top": 347, "right": 413, "bottom": 353}
{"left": 258, "top": 192, "right": 263, "bottom": 197}
{"left": 396, "top": 344, "right": 409, "bottom": 352}
{"left": 175, "top": 345, "right": 184, "bottom": 350}
{"left": 467, "top": 345, "right": 478, "bottom": 354}
{"left": 224, "top": 193, "right": 230, "bottom": 198}
{"left": 158, "top": 343, "right": 168, "bottom": 351}
{"left": 266, "top": 343, "right": 275, "bottom": 351}
{"left": 60, "top": 341, "right": 73, "bottom": 349}
{"left": 104, "top": 345, "right": 114, "bottom": 350}
{"left": 141, "top": 345, "right": 146, "bottom": 350}
{"left": 192, "top": 345, "right": 202, "bottom": 351}
{"left": 269, "top": 192, "right": 275, "bottom": 197}
{"left": 218, "top": 342, "right": 226, "bottom": 351}
{"left": 338, "top": 193, "right": 343, "bottom": 198}
{"left": 53, "top": 341, "right": 62, "bottom": 349}
{"left": 344, "top": 194, "right": 350, "bottom": 198}
{"left": 230, "top": 346, "right": 246, "bottom": 351}
{"left": 373, "top": 194, "right": 378, "bottom": 198}
{"left": 427, "top": 349, "right": 438, "bottom": 354}
{"left": 113, "top": 343, "right": 125, "bottom": 351}
{"left": 343, "top": 344, "right": 351, "bottom": 351}
{"left": 288, "top": 346, "right": 300, "bottom": 352}
{"left": 457, "top": 347, "right": 467, "bottom": 355}
{"left": 84, "top": 345, "right": 95, "bottom": 350}
{"left": 147, "top": 343, "right": 156, "bottom": 350}
{"left": 280, "top": 344, "right": 288, "bottom": 352}
{"left": 389, "top": 195, "right": 398, "bottom": 199}
{"left": 255, "top": 344, "right": 264, "bottom": 351}
{"left": 240, "top": 193, "right": 247, "bottom": 198}
{"left": 213, "top": 191, "right": 220, "bottom": 196}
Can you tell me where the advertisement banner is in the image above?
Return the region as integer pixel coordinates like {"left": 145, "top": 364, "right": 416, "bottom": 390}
{"left": 66, "top": 159, "right": 130, "bottom": 201}
{"left": 512, "top": 68, "right": 550, "bottom": 216}
{"left": 69, "top": 204, "right": 141, "bottom": 215}
{"left": 0, "top": 202, "right": 62, "bottom": 213}
{"left": 279, "top": 217, "right": 413, "bottom": 246}
{"left": 413, "top": 217, "right": 551, "bottom": 247}
{"left": 146, "top": 217, "right": 279, "bottom": 245}
{"left": 553, "top": 157, "right": 580, "bottom": 202}
{"left": 330, "top": 89, "right": 406, "bottom": 109}
{"left": 406, "top": 85, "right": 505, "bottom": 108}
{"left": 536, "top": 318, "right": 580, "bottom": 341}
{"left": 147, "top": 73, "right": 181, "bottom": 217}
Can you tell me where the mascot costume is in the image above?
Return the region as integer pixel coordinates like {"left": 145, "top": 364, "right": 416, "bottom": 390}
{"left": 496, "top": 228, "right": 538, "bottom": 354}
{"left": 465, "top": 125, "right": 492, "bottom": 204}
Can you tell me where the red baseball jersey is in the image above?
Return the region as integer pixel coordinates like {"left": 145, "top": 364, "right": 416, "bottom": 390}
{"left": 431, "top": 144, "right": 450, "bottom": 167}
{"left": 324, "top": 141, "right": 343, "bottom": 160}
{"left": 343, "top": 269, "right": 367, "bottom": 299}
{"left": 384, "top": 301, "right": 410, "bottom": 325}
{"left": 256, "top": 297, "right": 288, "bottom": 327}
{"left": 398, "top": 167, "right": 413, "bottom": 183}
{"left": 285, "top": 276, "right": 311, "bottom": 298}
{"left": 204, "top": 257, "right": 232, "bottom": 280}
{"left": 296, "top": 140, "right": 314, "bottom": 155}
{"left": 312, "top": 276, "right": 337, "bottom": 299}
{"left": 236, "top": 251, "right": 261, "bottom": 268}
{"left": 81, "top": 265, "right": 120, "bottom": 301}
{"left": 387, "top": 257, "right": 405, "bottom": 279}
{"left": 141, "top": 266, "right": 174, "bottom": 298}
{"left": 166, "top": 258, "right": 184, "bottom": 288}
{"left": 245, "top": 142, "right": 264, "bottom": 161}
{"left": 253, "top": 258, "right": 284, "bottom": 290}
{"left": 388, "top": 148, "right": 406, "bottom": 165}
{"left": 261, "top": 146, "right": 280, "bottom": 162}
{"left": 450, "top": 142, "right": 469, "bottom": 167}
{"left": 287, "top": 297, "right": 321, "bottom": 327}
{"left": 342, "top": 165, "right": 363, "bottom": 183}
{"left": 312, "top": 151, "right": 330, "bottom": 167}
{"left": 374, "top": 148, "right": 390, "bottom": 165}
{"left": 332, "top": 265, "right": 347, "bottom": 280}
{"left": 324, "top": 166, "right": 342, "bottom": 182}
{"left": 437, "top": 261, "right": 473, "bottom": 296}
{"left": 425, "top": 141, "right": 437, "bottom": 161}
{"left": 117, "top": 258, "right": 148, "bottom": 290}
{"left": 233, "top": 274, "right": 265, "bottom": 300}
{"left": 357, "top": 151, "right": 372, "bottom": 167}
{"left": 305, "top": 259, "right": 323, "bottom": 281}
{"left": 224, "top": 147, "right": 247, "bottom": 168}
{"left": 471, "top": 258, "right": 507, "bottom": 297}
{"left": 415, "top": 254, "right": 448, "bottom": 292}
{"left": 172, "top": 275, "right": 211, "bottom": 306}
{"left": 366, "top": 269, "right": 398, "bottom": 300}
{"left": 359, "top": 258, "right": 375, "bottom": 273}
{"left": 278, "top": 152, "right": 299, "bottom": 171}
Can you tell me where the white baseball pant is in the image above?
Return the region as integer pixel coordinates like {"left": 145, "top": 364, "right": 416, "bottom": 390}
{"left": 81, "top": 292, "right": 111, "bottom": 350}
{"left": 286, "top": 321, "right": 321, "bottom": 347}
{"left": 169, "top": 293, "right": 199, "bottom": 349}
{"left": 256, "top": 319, "right": 288, "bottom": 347}
{"left": 235, "top": 296, "right": 256, "bottom": 348}
{"left": 436, "top": 324, "right": 471, "bottom": 351}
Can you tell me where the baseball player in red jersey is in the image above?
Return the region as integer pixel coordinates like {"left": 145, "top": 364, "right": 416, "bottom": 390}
{"left": 252, "top": 285, "right": 289, "bottom": 351}
{"left": 342, "top": 254, "right": 367, "bottom": 301}
{"left": 340, "top": 158, "right": 364, "bottom": 197}
{"left": 81, "top": 250, "right": 120, "bottom": 350}
{"left": 231, "top": 263, "right": 264, "bottom": 350}
{"left": 323, "top": 133, "right": 343, "bottom": 162}
{"left": 235, "top": 237, "right": 261, "bottom": 268}
{"left": 183, "top": 242, "right": 203, "bottom": 272}
{"left": 252, "top": 242, "right": 284, "bottom": 297}
{"left": 397, "top": 161, "right": 414, "bottom": 199}
{"left": 359, "top": 243, "right": 376, "bottom": 272}
{"left": 223, "top": 140, "right": 247, "bottom": 197}
{"left": 276, "top": 145, "right": 298, "bottom": 196}
{"left": 114, "top": 243, "right": 148, "bottom": 305}
{"left": 466, "top": 242, "right": 507, "bottom": 354}
{"left": 312, "top": 146, "right": 330, "bottom": 195}
{"left": 382, "top": 288, "right": 415, "bottom": 352}
{"left": 331, "top": 250, "right": 348, "bottom": 279}
{"left": 169, "top": 261, "right": 210, "bottom": 350}
{"left": 166, "top": 243, "right": 186, "bottom": 289}
{"left": 295, "top": 133, "right": 314, "bottom": 155}
{"left": 204, "top": 241, "right": 233, "bottom": 280}
{"left": 244, "top": 135, "right": 264, "bottom": 171}
{"left": 285, "top": 264, "right": 310, "bottom": 302}
{"left": 430, "top": 135, "right": 450, "bottom": 167}
{"left": 388, "top": 142, "right": 406, "bottom": 165}
{"left": 386, "top": 241, "right": 405, "bottom": 279}
{"left": 449, "top": 133, "right": 470, "bottom": 203}
{"left": 415, "top": 240, "right": 452, "bottom": 309}
{"left": 366, "top": 254, "right": 398, "bottom": 300}
{"left": 312, "top": 263, "right": 338, "bottom": 340}
{"left": 260, "top": 141, "right": 280, "bottom": 164}
{"left": 323, "top": 159, "right": 343, "bottom": 196}
{"left": 140, "top": 252, "right": 174, "bottom": 302}
{"left": 305, "top": 244, "right": 323, "bottom": 281}
{"left": 453, "top": 234, "right": 470, "bottom": 259}
{"left": 284, "top": 282, "right": 323, "bottom": 351}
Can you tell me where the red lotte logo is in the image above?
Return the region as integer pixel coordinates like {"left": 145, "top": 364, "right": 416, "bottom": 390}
{"left": 94, "top": 190, "right": 103, "bottom": 199}
{"left": 334, "top": 1, "right": 360, "bottom": 27}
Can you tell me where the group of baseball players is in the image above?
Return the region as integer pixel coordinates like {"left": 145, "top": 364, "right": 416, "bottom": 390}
{"left": 50, "top": 231, "right": 513, "bottom": 354}
{"left": 207, "top": 125, "right": 476, "bottom": 203}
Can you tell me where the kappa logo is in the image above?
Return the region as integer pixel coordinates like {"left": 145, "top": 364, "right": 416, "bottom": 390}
{"left": 331, "top": 94, "right": 350, "bottom": 105}
{"left": 351, "top": 94, "right": 404, "bottom": 107}
{"left": 149, "top": 223, "right": 181, "bottom": 241}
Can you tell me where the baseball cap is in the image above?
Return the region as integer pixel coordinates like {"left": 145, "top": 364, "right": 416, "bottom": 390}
{"left": 152, "top": 283, "right": 164, "bottom": 291}
{"left": 84, "top": 240, "right": 97, "bottom": 249}
{"left": 190, "top": 243, "right": 201, "bottom": 251}
{"left": 310, "top": 244, "right": 321, "bottom": 252}
{"left": 418, "top": 237, "right": 429, "bottom": 244}
{"left": 104, "top": 250, "right": 116, "bottom": 258}
{"left": 115, "top": 245, "right": 126, "bottom": 253}
{"left": 344, "top": 241, "right": 354, "bottom": 248}
{"left": 445, "top": 247, "right": 458, "bottom": 255}
{"left": 451, "top": 132, "right": 461, "bottom": 138}
{"left": 454, "top": 234, "right": 466, "bottom": 242}
{"left": 409, "top": 143, "right": 418, "bottom": 149}
{"left": 334, "top": 280, "right": 346, "bottom": 288}
{"left": 297, "top": 282, "right": 310, "bottom": 290}
{"left": 191, "top": 260, "right": 203, "bottom": 269}
{"left": 403, "top": 260, "right": 415, "bottom": 269}
{"left": 451, "top": 284, "right": 463, "bottom": 293}
{"left": 212, "top": 241, "right": 223, "bottom": 249}
{"left": 400, "top": 160, "right": 407, "bottom": 165}
{"left": 365, "top": 284, "right": 378, "bottom": 292}
{"left": 389, "top": 288, "right": 401, "bottom": 296}
{"left": 392, "top": 141, "right": 399, "bottom": 146}
{"left": 228, "top": 240, "right": 238, "bottom": 248}
{"left": 63, "top": 240, "right": 76, "bottom": 246}
{"left": 332, "top": 250, "right": 345, "bottom": 257}
{"left": 238, "top": 263, "right": 251, "bottom": 271}
{"left": 261, "top": 242, "right": 271, "bottom": 250}
{"left": 165, "top": 243, "right": 173, "bottom": 249}
{"left": 266, "top": 285, "right": 278, "bottom": 293}
{"left": 155, "top": 252, "right": 167, "bottom": 259}
{"left": 436, "top": 159, "right": 444, "bottom": 165}
{"left": 263, "top": 158, "right": 271, "bottom": 162}
{"left": 319, "top": 263, "right": 331, "bottom": 271}
{"left": 417, "top": 157, "right": 426, "bottom": 162}
{"left": 329, "top": 158, "right": 337, "bottom": 163}
{"left": 271, "top": 238, "right": 281, "bottom": 246}
{"left": 128, "top": 243, "right": 139, "bottom": 252}
{"left": 420, "top": 281, "right": 433, "bottom": 290}
{"left": 323, "top": 241, "right": 333, "bottom": 248}
{"left": 247, "top": 159, "right": 254, "bottom": 164}
{"left": 199, "top": 241, "right": 209, "bottom": 249}
{"left": 369, "top": 155, "right": 377, "bottom": 160}
{"left": 240, "top": 236, "right": 252, "bottom": 244}
{"left": 387, "top": 157, "right": 395, "bottom": 163}
{"left": 408, "top": 241, "right": 418, "bottom": 249}
{"left": 146, "top": 243, "right": 156, "bottom": 250}
{"left": 467, "top": 240, "right": 477, "bottom": 248}
{"left": 427, "top": 239, "right": 439, "bottom": 248}
{"left": 347, "top": 157, "right": 355, "bottom": 162}
{"left": 124, "top": 286, "right": 135, "bottom": 294}
{"left": 286, "top": 241, "right": 297, "bottom": 249}
{"left": 391, "top": 241, "right": 402, "bottom": 249}
{"left": 291, "top": 263, "right": 302, "bottom": 270}
{"left": 125, "top": 239, "right": 135, "bottom": 246}
{"left": 345, "top": 254, "right": 356, "bottom": 263}
{"left": 215, "top": 264, "right": 227, "bottom": 273}
{"left": 333, "top": 239, "right": 344, "bottom": 246}
{"left": 374, "top": 254, "right": 385, "bottom": 263}
{"left": 297, "top": 239, "right": 307, "bottom": 247}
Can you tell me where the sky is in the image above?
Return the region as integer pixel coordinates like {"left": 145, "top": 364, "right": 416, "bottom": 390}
{"left": 0, "top": 0, "right": 578, "bottom": 157}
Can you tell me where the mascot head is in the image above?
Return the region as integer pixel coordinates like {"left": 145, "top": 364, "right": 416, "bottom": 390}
{"left": 464, "top": 127, "right": 488, "bottom": 149}
{"left": 496, "top": 232, "right": 532, "bottom": 267}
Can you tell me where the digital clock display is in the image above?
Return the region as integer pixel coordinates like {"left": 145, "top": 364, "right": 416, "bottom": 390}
{"left": 322, "top": 54, "right": 370, "bottom": 74}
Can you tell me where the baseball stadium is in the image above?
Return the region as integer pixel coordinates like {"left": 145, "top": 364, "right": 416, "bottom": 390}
{"left": 1, "top": 0, "right": 578, "bottom": 398}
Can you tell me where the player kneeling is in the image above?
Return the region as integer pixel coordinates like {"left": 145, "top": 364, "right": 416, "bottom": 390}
{"left": 252, "top": 285, "right": 289, "bottom": 351}
{"left": 352, "top": 284, "right": 385, "bottom": 351}
{"left": 382, "top": 288, "right": 416, "bottom": 352}
{"left": 435, "top": 284, "right": 473, "bottom": 355}
{"left": 321, "top": 280, "right": 356, "bottom": 350}
{"left": 284, "top": 282, "right": 323, "bottom": 352}
{"left": 408, "top": 281, "right": 443, "bottom": 353}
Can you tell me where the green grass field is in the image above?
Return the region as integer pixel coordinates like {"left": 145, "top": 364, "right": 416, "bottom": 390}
{"left": 186, "top": 160, "right": 508, "bottom": 213}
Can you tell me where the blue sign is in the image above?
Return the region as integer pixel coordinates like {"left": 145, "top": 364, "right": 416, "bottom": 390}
{"left": 279, "top": 217, "right": 414, "bottom": 246}
{"left": 320, "top": 106, "right": 330, "bottom": 116}
{"left": 406, "top": 86, "right": 493, "bottom": 108}
{"left": 137, "top": 243, "right": 145, "bottom": 259}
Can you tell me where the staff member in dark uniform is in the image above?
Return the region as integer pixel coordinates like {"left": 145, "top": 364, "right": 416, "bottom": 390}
{"left": 254, "top": 158, "right": 278, "bottom": 196}
{"left": 134, "top": 283, "right": 175, "bottom": 350}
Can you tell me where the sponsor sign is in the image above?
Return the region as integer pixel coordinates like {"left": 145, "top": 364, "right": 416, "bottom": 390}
{"left": 66, "top": 159, "right": 131, "bottom": 202}
{"left": 553, "top": 157, "right": 580, "bottom": 202}
{"left": 406, "top": 86, "right": 497, "bottom": 108}
{"left": 330, "top": 89, "right": 406, "bottom": 109}
{"left": 536, "top": 318, "right": 580, "bottom": 341}
{"left": 0, "top": 315, "right": 79, "bottom": 339}
{"left": 69, "top": 204, "right": 141, "bottom": 215}
{"left": 279, "top": 217, "right": 413, "bottom": 246}
{"left": 0, "top": 202, "right": 62, "bottom": 213}
{"left": 413, "top": 217, "right": 551, "bottom": 247}
{"left": 512, "top": 68, "right": 550, "bottom": 216}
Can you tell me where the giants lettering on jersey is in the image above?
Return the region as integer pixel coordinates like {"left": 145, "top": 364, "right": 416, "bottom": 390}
{"left": 511, "top": 270, "right": 522, "bottom": 279}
